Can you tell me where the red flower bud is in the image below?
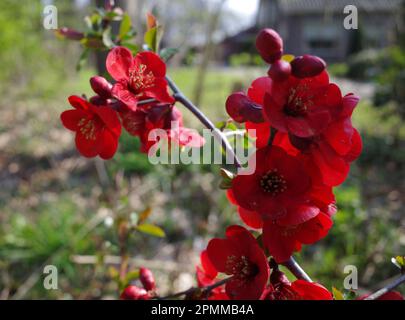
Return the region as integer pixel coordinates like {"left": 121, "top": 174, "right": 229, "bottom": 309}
{"left": 290, "top": 55, "right": 326, "bottom": 78}
{"left": 255, "top": 28, "right": 283, "bottom": 64}
{"left": 56, "top": 27, "right": 84, "bottom": 41}
{"left": 226, "top": 93, "right": 264, "bottom": 124}
{"left": 120, "top": 285, "right": 150, "bottom": 300}
{"left": 270, "top": 269, "right": 291, "bottom": 287}
{"left": 90, "top": 76, "right": 113, "bottom": 99}
{"left": 105, "top": 0, "right": 115, "bottom": 11}
{"left": 267, "top": 60, "right": 291, "bottom": 82}
{"left": 139, "top": 267, "right": 156, "bottom": 291}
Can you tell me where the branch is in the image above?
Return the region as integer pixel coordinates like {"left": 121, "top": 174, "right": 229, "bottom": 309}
{"left": 165, "top": 76, "right": 313, "bottom": 283}
{"left": 281, "top": 257, "right": 312, "bottom": 282}
{"left": 166, "top": 76, "right": 241, "bottom": 168}
{"left": 365, "top": 273, "right": 405, "bottom": 300}
{"left": 156, "top": 277, "right": 231, "bottom": 300}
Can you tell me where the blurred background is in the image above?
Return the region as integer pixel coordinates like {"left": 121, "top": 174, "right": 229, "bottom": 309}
{"left": 0, "top": 0, "right": 404, "bottom": 299}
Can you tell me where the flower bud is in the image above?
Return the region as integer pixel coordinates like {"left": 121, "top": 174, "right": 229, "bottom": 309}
{"left": 290, "top": 55, "right": 326, "bottom": 78}
{"left": 120, "top": 285, "right": 150, "bottom": 300}
{"left": 139, "top": 267, "right": 156, "bottom": 291}
{"left": 267, "top": 60, "right": 291, "bottom": 82}
{"left": 105, "top": 0, "right": 115, "bottom": 11}
{"left": 56, "top": 27, "right": 84, "bottom": 41}
{"left": 226, "top": 93, "right": 264, "bottom": 123}
{"left": 90, "top": 76, "right": 113, "bottom": 99}
{"left": 270, "top": 269, "right": 291, "bottom": 287}
{"left": 255, "top": 29, "right": 283, "bottom": 64}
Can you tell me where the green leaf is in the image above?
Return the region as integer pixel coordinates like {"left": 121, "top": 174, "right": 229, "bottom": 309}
{"left": 119, "top": 14, "right": 131, "bottom": 40}
{"left": 124, "top": 270, "right": 140, "bottom": 285}
{"left": 160, "top": 47, "right": 179, "bottom": 62}
{"left": 144, "top": 26, "right": 163, "bottom": 52}
{"left": 76, "top": 49, "right": 89, "bottom": 71}
{"left": 102, "top": 27, "right": 114, "bottom": 49}
{"left": 344, "top": 290, "right": 357, "bottom": 300}
{"left": 332, "top": 287, "right": 344, "bottom": 300}
{"left": 121, "top": 42, "right": 139, "bottom": 55}
{"left": 136, "top": 223, "right": 165, "bottom": 238}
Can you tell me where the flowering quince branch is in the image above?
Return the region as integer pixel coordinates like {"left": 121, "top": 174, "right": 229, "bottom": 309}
{"left": 165, "top": 76, "right": 242, "bottom": 168}
{"left": 155, "top": 277, "right": 232, "bottom": 300}
{"left": 58, "top": 3, "right": 404, "bottom": 300}
{"left": 364, "top": 274, "right": 405, "bottom": 300}
{"left": 281, "top": 257, "right": 312, "bottom": 283}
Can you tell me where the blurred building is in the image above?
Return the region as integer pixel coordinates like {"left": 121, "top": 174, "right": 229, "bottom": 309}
{"left": 221, "top": 0, "right": 402, "bottom": 62}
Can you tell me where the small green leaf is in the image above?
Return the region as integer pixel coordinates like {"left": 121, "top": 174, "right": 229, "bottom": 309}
{"left": 102, "top": 27, "right": 114, "bottom": 49}
{"left": 144, "top": 27, "right": 157, "bottom": 51}
{"left": 332, "top": 287, "right": 344, "bottom": 300}
{"left": 121, "top": 42, "right": 139, "bottom": 55}
{"left": 144, "top": 26, "right": 163, "bottom": 52}
{"left": 119, "top": 14, "right": 131, "bottom": 40}
{"left": 76, "top": 49, "right": 89, "bottom": 71}
{"left": 219, "top": 180, "right": 232, "bottom": 190}
{"left": 344, "top": 290, "right": 357, "bottom": 300}
{"left": 160, "top": 47, "right": 179, "bottom": 62}
{"left": 136, "top": 223, "right": 165, "bottom": 238}
{"left": 124, "top": 270, "right": 140, "bottom": 285}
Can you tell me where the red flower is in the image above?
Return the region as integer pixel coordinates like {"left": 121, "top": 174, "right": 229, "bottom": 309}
{"left": 60, "top": 95, "right": 121, "bottom": 159}
{"left": 196, "top": 250, "right": 229, "bottom": 300}
{"left": 263, "top": 212, "right": 333, "bottom": 263}
{"left": 120, "top": 285, "right": 151, "bottom": 300}
{"left": 274, "top": 94, "right": 362, "bottom": 186}
{"left": 206, "top": 225, "right": 269, "bottom": 299}
{"left": 263, "top": 71, "right": 342, "bottom": 137}
{"left": 262, "top": 268, "right": 332, "bottom": 300}
{"left": 120, "top": 103, "right": 204, "bottom": 153}
{"left": 231, "top": 145, "right": 325, "bottom": 224}
{"left": 262, "top": 280, "right": 333, "bottom": 300}
{"left": 227, "top": 190, "right": 263, "bottom": 229}
{"left": 106, "top": 47, "right": 174, "bottom": 110}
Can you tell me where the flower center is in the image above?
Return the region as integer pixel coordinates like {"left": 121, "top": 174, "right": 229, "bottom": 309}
{"left": 225, "top": 255, "right": 258, "bottom": 280}
{"left": 284, "top": 87, "right": 313, "bottom": 117}
{"left": 129, "top": 64, "right": 155, "bottom": 92}
{"left": 260, "top": 169, "right": 287, "bottom": 195}
{"left": 78, "top": 117, "right": 97, "bottom": 140}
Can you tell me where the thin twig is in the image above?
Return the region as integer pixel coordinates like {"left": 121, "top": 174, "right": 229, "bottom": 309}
{"left": 281, "top": 257, "right": 312, "bottom": 282}
{"left": 166, "top": 76, "right": 241, "bottom": 168}
{"left": 365, "top": 273, "right": 405, "bottom": 300}
{"left": 156, "top": 277, "right": 231, "bottom": 300}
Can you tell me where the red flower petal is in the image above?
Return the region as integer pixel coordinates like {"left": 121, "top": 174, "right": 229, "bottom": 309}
{"left": 60, "top": 109, "right": 87, "bottom": 131}
{"left": 98, "top": 129, "right": 119, "bottom": 160}
{"left": 106, "top": 46, "right": 133, "bottom": 81}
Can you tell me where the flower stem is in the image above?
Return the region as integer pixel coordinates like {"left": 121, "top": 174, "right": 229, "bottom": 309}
{"left": 281, "top": 257, "right": 312, "bottom": 282}
{"left": 156, "top": 277, "right": 231, "bottom": 300}
{"left": 166, "top": 76, "right": 241, "bottom": 168}
{"left": 365, "top": 273, "right": 405, "bottom": 300}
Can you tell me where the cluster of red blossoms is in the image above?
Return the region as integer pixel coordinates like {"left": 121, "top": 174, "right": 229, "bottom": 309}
{"left": 120, "top": 267, "right": 156, "bottom": 300}
{"left": 61, "top": 47, "right": 203, "bottom": 158}
{"left": 197, "top": 28, "right": 363, "bottom": 300}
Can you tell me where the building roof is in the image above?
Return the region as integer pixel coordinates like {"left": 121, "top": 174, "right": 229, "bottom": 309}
{"left": 279, "top": 0, "right": 402, "bottom": 14}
